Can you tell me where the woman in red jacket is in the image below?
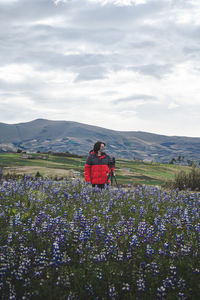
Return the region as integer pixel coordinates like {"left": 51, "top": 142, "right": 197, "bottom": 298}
{"left": 84, "top": 141, "right": 114, "bottom": 189}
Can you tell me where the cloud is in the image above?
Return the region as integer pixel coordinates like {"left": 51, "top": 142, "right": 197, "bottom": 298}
{"left": 168, "top": 102, "right": 179, "bottom": 110}
{"left": 0, "top": 64, "right": 34, "bottom": 83}
{"left": 113, "top": 94, "right": 157, "bottom": 104}
{"left": 75, "top": 66, "right": 108, "bottom": 81}
{"left": 56, "top": 0, "right": 148, "bottom": 6}
{"left": 0, "top": 0, "right": 19, "bottom": 3}
{"left": 54, "top": 0, "right": 71, "bottom": 5}
{"left": 131, "top": 64, "right": 173, "bottom": 79}
{"left": 0, "top": 0, "right": 200, "bottom": 137}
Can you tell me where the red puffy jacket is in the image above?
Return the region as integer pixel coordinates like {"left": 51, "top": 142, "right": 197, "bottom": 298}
{"left": 84, "top": 150, "right": 114, "bottom": 185}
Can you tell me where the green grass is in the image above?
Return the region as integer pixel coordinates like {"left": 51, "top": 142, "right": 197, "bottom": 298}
{"left": 0, "top": 153, "right": 85, "bottom": 170}
{"left": 0, "top": 152, "right": 191, "bottom": 186}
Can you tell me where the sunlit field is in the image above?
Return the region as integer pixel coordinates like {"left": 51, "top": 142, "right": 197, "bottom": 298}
{"left": 0, "top": 176, "right": 200, "bottom": 299}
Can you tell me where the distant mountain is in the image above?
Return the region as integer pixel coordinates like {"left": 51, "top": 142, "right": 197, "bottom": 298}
{"left": 0, "top": 118, "right": 200, "bottom": 163}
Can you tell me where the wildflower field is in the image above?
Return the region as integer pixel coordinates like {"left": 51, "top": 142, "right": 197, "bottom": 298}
{"left": 0, "top": 177, "right": 200, "bottom": 299}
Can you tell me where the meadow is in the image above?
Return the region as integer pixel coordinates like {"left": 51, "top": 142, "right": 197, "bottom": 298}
{"left": 0, "top": 152, "right": 190, "bottom": 186}
{"left": 0, "top": 176, "right": 200, "bottom": 299}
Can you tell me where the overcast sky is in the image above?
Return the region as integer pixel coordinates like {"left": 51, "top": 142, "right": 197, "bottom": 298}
{"left": 0, "top": 0, "right": 200, "bottom": 137}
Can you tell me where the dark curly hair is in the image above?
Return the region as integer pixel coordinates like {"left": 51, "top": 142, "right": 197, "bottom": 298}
{"left": 93, "top": 141, "right": 106, "bottom": 153}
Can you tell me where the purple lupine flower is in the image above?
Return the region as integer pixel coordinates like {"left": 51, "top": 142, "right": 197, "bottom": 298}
{"left": 129, "top": 235, "right": 139, "bottom": 248}
{"left": 181, "top": 244, "right": 192, "bottom": 256}
{"left": 157, "top": 285, "right": 167, "bottom": 299}
{"left": 175, "top": 234, "right": 184, "bottom": 245}
{"left": 178, "top": 292, "right": 186, "bottom": 300}
{"left": 146, "top": 244, "right": 154, "bottom": 257}
{"left": 139, "top": 206, "right": 145, "bottom": 218}
{"left": 137, "top": 221, "right": 147, "bottom": 238}
{"left": 151, "top": 262, "right": 160, "bottom": 276}
{"left": 52, "top": 241, "right": 62, "bottom": 266}
{"left": 169, "top": 265, "right": 177, "bottom": 277}
{"left": 193, "top": 268, "right": 200, "bottom": 274}
{"left": 85, "top": 284, "right": 94, "bottom": 296}
{"left": 163, "top": 241, "right": 170, "bottom": 250}
{"left": 93, "top": 252, "right": 106, "bottom": 262}
{"left": 14, "top": 213, "right": 22, "bottom": 226}
{"left": 95, "top": 268, "right": 103, "bottom": 280}
{"left": 178, "top": 278, "right": 186, "bottom": 291}
{"left": 122, "top": 282, "right": 130, "bottom": 292}
{"left": 109, "top": 284, "right": 117, "bottom": 298}
{"left": 158, "top": 223, "right": 166, "bottom": 235}
{"left": 137, "top": 276, "right": 146, "bottom": 292}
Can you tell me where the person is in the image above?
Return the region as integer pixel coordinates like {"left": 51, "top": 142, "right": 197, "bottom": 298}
{"left": 84, "top": 141, "right": 115, "bottom": 189}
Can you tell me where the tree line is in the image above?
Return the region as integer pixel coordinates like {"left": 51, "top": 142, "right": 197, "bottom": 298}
{"left": 169, "top": 155, "right": 200, "bottom": 167}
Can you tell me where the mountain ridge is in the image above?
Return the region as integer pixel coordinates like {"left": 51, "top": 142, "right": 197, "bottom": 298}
{"left": 0, "top": 119, "right": 200, "bottom": 163}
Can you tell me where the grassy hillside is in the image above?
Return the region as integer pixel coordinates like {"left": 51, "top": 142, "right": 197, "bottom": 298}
{"left": 0, "top": 152, "right": 191, "bottom": 186}
{"left": 1, "top": 118, "right": 200, "bottom": 163}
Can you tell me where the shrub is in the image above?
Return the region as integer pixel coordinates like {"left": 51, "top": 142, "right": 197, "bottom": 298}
{"left": 165, "top": 164, "right": 200, "bottom": 191}
{"left": 35, "top": 171, "right": 42, "bottom": 178}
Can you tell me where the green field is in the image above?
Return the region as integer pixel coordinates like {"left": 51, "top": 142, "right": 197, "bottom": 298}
{"left": 0, "top": 152, "right": 191, "bottom": 186}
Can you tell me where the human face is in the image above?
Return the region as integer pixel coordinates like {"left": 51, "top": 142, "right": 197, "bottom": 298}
{"left": 100, "top": 143, "right": 106, "bottom": 152}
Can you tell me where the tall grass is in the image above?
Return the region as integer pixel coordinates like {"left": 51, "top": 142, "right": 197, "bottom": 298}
{"left": 165, "top": 164, "right": 200, "bottom": 191}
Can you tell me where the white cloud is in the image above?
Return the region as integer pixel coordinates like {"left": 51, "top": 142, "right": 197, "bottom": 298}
{"left": 0, "top": 0, "right": 200, "bottom": 136}
{"left": 168, "top": 102, "right": 179, "bottom": 110}
{"left": 55, "top": 0, "right": 148, "bottom": 5}
{"left": 161, "top": 62, "right": 200, "bottom": 106}
{"left": 0, "top": 93, "right": 34, "bottom": 107}
{"left": 28, "top": 16, "right": 67, "bottom": 27}
{"left": 88, "top": 0, "right": 148, "bottom": 6}
{"left": 0, "top": 64, "right": 34, "bottom": 83}
{"left": 54, "top": 0, "right": 71, "bottom": 4}
{"left": 0, "top": 0, "right": 19, "bottom": 3}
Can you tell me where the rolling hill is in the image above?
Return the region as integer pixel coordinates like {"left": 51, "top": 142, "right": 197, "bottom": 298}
{"left": 0, "top": 118, "right": 200, "bottom": 163}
